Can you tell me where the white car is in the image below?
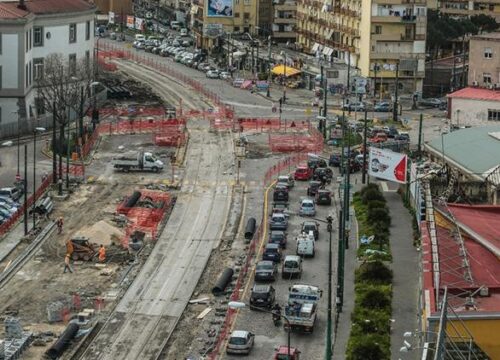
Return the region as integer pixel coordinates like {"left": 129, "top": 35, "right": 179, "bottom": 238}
{"left": 226, "top": 330, "right": 255, "bottom": 355}
{"left": 206, "top": 70, "right": 220, "bottom": 79}
{"left": 299, "top": 199, "right": 316, "bottom": 217}
{"left": 219, "top": 71, "right": 231, "bottom": 80}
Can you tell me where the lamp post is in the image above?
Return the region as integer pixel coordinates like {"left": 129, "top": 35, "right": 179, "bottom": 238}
{"left": 33, "top": 127, "right": 46, "bottom": 230}
{"left": 267, "top": 35, "right": 272, "bottom": 97}
{"left": 11, "top": 111, "right": 20, "bottom": 178}
{"left": 228, "top": 301, "right": 291, "bottom": 358}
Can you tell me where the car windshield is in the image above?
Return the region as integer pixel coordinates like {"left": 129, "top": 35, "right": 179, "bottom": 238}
{"left": 285, "top": 260, "right": 298, "bottom": 268}
{"left": 302, "top": 202, "right": 313, "bottom": 208}
{"left": 257, "top": 263, "right": 273, "bottom": 270}
{"left": 271, "top": 234, "right": 283, "bottom": 241}
{"left": 303, "top": 225, "right": 315, "bottom": 231}
{"left": 272, "top": 216, "right": 284, "bottom": 222}
{"left": 229, "top": 336, "right": 247, "bottom": 345}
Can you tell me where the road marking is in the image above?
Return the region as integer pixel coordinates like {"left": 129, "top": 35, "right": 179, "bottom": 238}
{"left": 379, "top": 181, "right": 397, "bottom": 193}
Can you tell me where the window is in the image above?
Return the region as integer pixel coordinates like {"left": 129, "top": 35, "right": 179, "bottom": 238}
{"left": 69, "top": 24, "right": 77, "bottom": 43}
{"left": 234, "top": 26, "right": 240, "bottom": 32}
{"left": 0, "top": 33, "right": 2, "bottom": 54}
{"left": 0, "top": 66, "right": 2, "bottom": 89}
{"left": 85, "top": 50, "right": 90, "bottom": 68}
{"left": 25, "top": 63, "right": 28, "bottom": 87}
{"left": 34, "top": 27, "right": 43, "bottom": 46}
{"left": 375, "top": 25, "right": 382, "bottom": 34}
{"left": 488, "top": 110, "right": 500, "bottom": 121}
{"left": 29, "top": 60, "right": 32, "bottom": 86}
{"left": 33, "top": 58, "right": 44, "bottom": 80}
{"left": 484, "top": 47, "right": 493, "bottom": 59}
{"left": 29, "top": 29, "right": 32, "bottom": 49}
{"left": 244, "top": 0, "right": 250, "bottom": 4}
{"left": 0, "top": 106, "right": 2, "bottom": 123}
{"left": 86, "top": 21, "right": 90, "bottom": 40}
{"left": 234, "top": 12, "right": 240, "bottom": 17}
{"left": 35, "top": 98, "right": 45, "bottom": 116}
{"left": 483, "top": 73, "right": 492, "bottom": 84}
{"left": 25, "top": 31, "right": 28, "bottom": 52}
{"left": 244, "top": 12, "right": 250, "bottom": 19}
{"left": 69, "top": 54, "right": 76, "bottom": 75}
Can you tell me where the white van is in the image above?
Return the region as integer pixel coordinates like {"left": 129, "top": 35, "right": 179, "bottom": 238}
{"left": 296, "top": 231, "right": 315, "bottom": 257}
{"left": 135, "top": 34, "right": 145, "bottom": 41}
{"left": 282, "top": 255, "right": 302, "bottom": 279}
{"left": 170, "top": 21, "right": 181, "bottom": 30}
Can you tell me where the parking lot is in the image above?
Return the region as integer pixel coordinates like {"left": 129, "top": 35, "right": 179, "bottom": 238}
{"left": 225, "top": 165, "right": 340, "bottom": 359}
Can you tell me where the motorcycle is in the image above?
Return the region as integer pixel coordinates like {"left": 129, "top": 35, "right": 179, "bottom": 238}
{"left": 272, "top": 313, "right": 281, "bottom": 327}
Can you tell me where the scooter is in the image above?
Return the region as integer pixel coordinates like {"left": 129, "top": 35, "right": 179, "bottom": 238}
{"left": 273, "top": 313, "right": 281, "bottom": 327}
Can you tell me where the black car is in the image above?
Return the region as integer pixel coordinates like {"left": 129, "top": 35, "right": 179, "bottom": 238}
{"left": 313, "top": 167, "right": 333, "bottom": 183}
{"left": 272, "top": 202, "right": 289, "bottom": 214}
{"left": 273, "top": 189, "right": 289, "bottom": 202}
{"left": 315, "top": 190, "right": 332, "bottom": 205}
{"left": 262, "top": 243, "right": 282, "bottom": 263}
{"left": 269, "top": 230, "right": 287, "bottom": 249}
{"left": 255, "top": 260, "right": 278, "bottom": 282}
{"left": 307, "top": 158, "right": 328, "bottom": 170}
{"left": 329, "top": 154, "right": 341, "bottom": 167}
{"left": 302, "top": 221, "right": 319, "bottom": 240}
{"left": 250, "top": 284, "right": 276, "bottom": 308}
{"left": 307, "top": 181, "right": 323, "bottom": 196}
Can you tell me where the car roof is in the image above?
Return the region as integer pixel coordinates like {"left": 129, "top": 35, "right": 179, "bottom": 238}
{"left": 301, "top": 199, "right": 314, "bottom": 203}
{"left": 266, "top": 243, "right": 280, "bottom": 249}
{"left": 310, "top": 180, "right": 322, "bottom": 184}
{"left": 303, "top": 221, "right": 317, "bottom": 226}
{"left": 272, "top": 213, "right": 285, "bottom": 217}
{"left": 285, "top": 255, "right": 301, "bottom": 261}
{"left": 0, "top": 187, "right": 15, "bottom": 191}
{"left": 257, "top": 260, "right": 274, "bottom": 266}
{"left": 231, "top": 330, "right": 250, "bottom": 338}
{"left": 271, "top": 230, "right": 285, "bottom": 235}
{"left": 252, "top": 283, "right": 272, "bottom": 292}
{"left": 318, "top": 189, "right": 330, "bottom": 193}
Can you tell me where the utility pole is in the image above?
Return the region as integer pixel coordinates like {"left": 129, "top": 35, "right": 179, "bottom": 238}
{"left": 325, "top": 215, "right": 333, "bottom": 360}
{"left": 320, "top": 65, "right": 324, "bottom": 118}
{"left": 362, "top": 110, "right": 368, "bottom": 184}
{"left": 66, "top": 107, "right": 70, "bottom": 189}
{"left": 393, "top": 60, "right": 400, "bottom": 123}
{"left": 346, "top": 50, "right": 351, "bottom": 91}
{"left": 337, "top": 207, "right": 345, "bottom": 312}
{"left": 226, "top": 32, "right": 230, "bottom": 71}
{"left": 417, "top": 113, "right": 423, "bottom": 158}
{"left": 52, "top": 101, "right": 57, "bottom": 184}
{"left": 23, "top": 144, "right": 28, "bottom": 235}
{"left": 251, "top": 45, "right": 255, "bottom": 79}
{"left": 344, "top": 125, "right": 351, "bottom": 250}
{"left": 267, "top": 35, "right": 272, "bottom": 97}
{"left": 373, "top": 63, "right": 378, "bottom": 98}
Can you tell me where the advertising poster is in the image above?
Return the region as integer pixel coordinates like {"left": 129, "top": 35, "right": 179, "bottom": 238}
{"left": 126, "top": 16, "right": 134, "bottom": 29}
{"left": 368, "top": 148, "right": 407, "bottom": 184}
{"left": 135, "top": 17, "right": 145, "bottom": 31}
{"left": 207, "top": 0, "right": 233, "bottom": 17}
{"left": 109, "top": 11, "right": 115, "bottom": 24}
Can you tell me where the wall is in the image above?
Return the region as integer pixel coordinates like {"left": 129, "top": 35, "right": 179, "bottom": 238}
{"left": 468, "top": 36, "right": 500, "bottom": 87}
{"left": 450, "top": 97, "right": 500, "bottom": 126}
{"left": 0, "top": 33, "right": 20, "bottom": 89}
{"left": 358, "top": 0, "right": 372, "bottom": 77}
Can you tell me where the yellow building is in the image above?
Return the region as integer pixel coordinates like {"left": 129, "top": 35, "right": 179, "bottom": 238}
{"left": 296, "top": 0, "right": 427, "bottom": 93}
{"left": 438, "top": 0, "right": 500, "bottom": 21}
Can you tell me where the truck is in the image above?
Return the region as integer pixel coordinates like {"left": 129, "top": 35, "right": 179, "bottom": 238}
{"left": 284, "top": 284, "right": 322, "bottom": 333}
{"left": 112, "top": 151, "right": 164, "bottom": 172}
{"left": 296, "top": 232, "right": 315, "bottom": 257}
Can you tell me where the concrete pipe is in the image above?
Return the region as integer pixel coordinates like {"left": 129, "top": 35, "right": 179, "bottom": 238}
{"left": 45, "top": 322, "right": 79, "bottom": 359}
{"left": 124, "top": 191, "right": 142, "bottom": 208}
{"left": 212, "top": 268, "right": 234, "bottom": 296}
{"left": 244, "top": 217, "right": 257, "bottom": 240}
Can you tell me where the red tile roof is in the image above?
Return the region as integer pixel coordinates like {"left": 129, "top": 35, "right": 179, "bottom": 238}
{"left": 447, "top": 87, "right": 500, "bottom": 102}
{"left": 0, "top": 0, "right": 94, "bottom": 19}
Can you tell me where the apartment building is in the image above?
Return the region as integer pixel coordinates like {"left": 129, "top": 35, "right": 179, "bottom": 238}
{"left": 272, "top": 0, "right": 297, "bottom": 43}
{"left": 296, "top": 0, "right": 427, "bottom": 94}
{"left": 468, "top": 32, "right": 500, "bottom": 88}
{"left": 438, "top": 0, "right": 500, "bottom": 21}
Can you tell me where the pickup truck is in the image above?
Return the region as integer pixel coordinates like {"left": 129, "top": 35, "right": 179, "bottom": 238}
{"left": 112, "top": 151, "right": 164, "bottom": 172}
{"left": 284, "top": 284, "right": 322, "bottom": 333}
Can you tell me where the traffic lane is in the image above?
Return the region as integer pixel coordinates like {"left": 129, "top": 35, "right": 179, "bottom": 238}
{"left": 226, "top": 176, "right": 336, "bottom": 359}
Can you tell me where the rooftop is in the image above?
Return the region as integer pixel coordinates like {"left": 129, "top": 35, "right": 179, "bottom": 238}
{"left": 447, "top": 87, "right": 500, "bottom": 102}
{"left": 471, "top": 32, "right": 500, "bottom": 41}
{"left": 0, "top": 0, "right": 94, "bottom": 19}
{"left": 425, "top": 125, "right": 500, "bottom": 178}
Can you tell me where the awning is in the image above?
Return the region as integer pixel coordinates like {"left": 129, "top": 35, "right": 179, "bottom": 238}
{"left": 311, "top": 43, "right": 320, "bottom": 52}
{"left": 271, "top": 65, "right": 301, "bottom": 77}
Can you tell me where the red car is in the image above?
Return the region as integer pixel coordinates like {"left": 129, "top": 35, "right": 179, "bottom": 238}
{"left": 274, "top": 346, "right": 301, "bottom": 360}
{"left": 294, "top": 165, "right": 312, "bottom": 181}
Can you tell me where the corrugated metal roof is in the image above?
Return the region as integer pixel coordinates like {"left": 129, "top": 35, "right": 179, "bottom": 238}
{"left": 447, "top": 87, "right": 500, "bottom": 102}
{"left": 426, "top": 125, "right": 500, "bottom": 177}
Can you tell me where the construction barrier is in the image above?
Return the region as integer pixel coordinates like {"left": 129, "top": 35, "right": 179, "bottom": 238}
{"left": 0, "top": 174, "right": 54, "bottom": 236}
{"left": 88, "top": 106, "right": 166, "bottom": 118}
{"left": 269, "top": 128, "right": 324, "bottom": 154}
{"left": 236, "top": 118, "right": 312, "bottom": 132}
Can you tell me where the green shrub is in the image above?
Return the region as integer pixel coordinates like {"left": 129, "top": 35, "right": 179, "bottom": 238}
{"left": 361, "top": 188, "right": 386, "bottom": 204}
{"left": 347, "top": 334, "right": 390, "bottom": 360}
{"left": 359, "top": 287, "right": 391, "bottom": 310}
{"left": 356, "top": 261, "right": 393, "bottom": 285}
{"left": 359, "top": 183, "right": 380, "bottom": 197}
{"left": 367, "top": 200, "right": 387, "bottom": 211}
{"left": 367, "top": 207, "right": 391, "bottom": 228}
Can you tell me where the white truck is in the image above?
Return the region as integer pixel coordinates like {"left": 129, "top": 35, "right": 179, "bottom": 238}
{"left": 296, "top": 231, "right": 315, "bottom": 257}
{"left": 112, "top": 151, "right": 164, "bottom": 172}
{"left": 284, "top": 284, "right": 322, "bottom": 333}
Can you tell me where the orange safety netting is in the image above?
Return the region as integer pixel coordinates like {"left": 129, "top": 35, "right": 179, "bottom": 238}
{"left": 269, "top": 128, "right": 324, "bottom": 153}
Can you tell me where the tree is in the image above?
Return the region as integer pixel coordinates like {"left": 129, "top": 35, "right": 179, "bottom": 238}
{"left": 471, "top": 14, "right": 499, "bottom": 34}
{"left": 356, "top": 261, "right": 393, "bottom": 285}
{"left": 347, "top": 334, "right": 388, "bottom": 360}
{"left": 361, "top": 188, "right": 385, "bottom": 205}
{"left": 360, "top": 288, "right": 391, "bottom": 310}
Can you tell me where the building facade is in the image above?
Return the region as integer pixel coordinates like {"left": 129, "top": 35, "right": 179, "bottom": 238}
{"left": 272, "top": 0, "right": 296, "bottom": 43}
{"left": 468, "top": 32, "right": 500, "bottom": 88}
{"left": 437, "top": 0, "right": 500, "bottom": 21}
{"left": 0, "top": 0, "right": 95, "bottom": 133}
{"left": 447, "top": 87, "right": 500, "bottom": 127}
{"left": 93, "top": 0, "right": 133, "bottom": 15}
{"left": 296, "top": 0, "right": 427, "bottom": 94}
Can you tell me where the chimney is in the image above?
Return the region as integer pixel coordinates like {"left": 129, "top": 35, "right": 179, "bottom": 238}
{"left": 18, "top": 0, "right": 27, "bottom": 10}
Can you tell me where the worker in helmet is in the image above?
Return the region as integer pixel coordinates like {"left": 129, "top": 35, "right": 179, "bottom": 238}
{"left": 98, "top": 245, "right": 106, "bottom": 263}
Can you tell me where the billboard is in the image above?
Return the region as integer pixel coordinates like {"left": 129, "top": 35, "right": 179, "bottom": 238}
{"left": 126, "top": 16, "right": 134, "bottom": 29}
{"left": 368, "top": 147, "right": 407, "bottom": 184}
{"left": 109, "top": 11, "right": 115, "bottom": 24}
{"left": 135, "top": 17, "right": 145, "bottom": 31}
{"left": 207, "top": 0, "right": 233, "bottom": 16}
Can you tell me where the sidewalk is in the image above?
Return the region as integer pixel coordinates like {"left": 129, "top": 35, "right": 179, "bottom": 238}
{"left": 0, "top": 219, "right": 35, "bottom": 264}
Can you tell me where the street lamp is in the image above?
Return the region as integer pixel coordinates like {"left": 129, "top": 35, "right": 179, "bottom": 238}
{"left": 228, "top": 301, "right": 291, "bottom": 359}
{"left": 266, "top": 35, "right": 272, "bottom": 97}
{"left": 33, "top": 127, "right": 46, "bottom": 230}
{"left": 11, "top": 111, "right": 20, "bottom": 178}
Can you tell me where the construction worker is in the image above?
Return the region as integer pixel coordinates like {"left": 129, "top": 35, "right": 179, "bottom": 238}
{"left": 98, "top": 245, "right": 106, "bottom": 263}
{"left": 63, "top": 254, "right": 73, "bottom": 273}
{"left": 57, "top": 217, "right": 64, "bottom": 234}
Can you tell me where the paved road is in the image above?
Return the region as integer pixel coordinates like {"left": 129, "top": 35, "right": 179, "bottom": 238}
{"left": 225, "top": 176, "right": 340, "bottom": 359}
{"left": 79, "top": 62, "right": 234, "bottom": 359}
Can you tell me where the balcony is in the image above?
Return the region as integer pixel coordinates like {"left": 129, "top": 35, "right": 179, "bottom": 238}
{"left": 370, "top": 52, "right": 404, "bottom": 59}
{"left": 372, "top": 14, "right": 417, "bottom": 22}
{"left": 274, "top": 17, "right": 297, "bottom": 24}
{"left": 275, "top": 4, "right": 297, "bottom": 10}
{"left": 273, "top": 31, "right": 298, "bottom": 38}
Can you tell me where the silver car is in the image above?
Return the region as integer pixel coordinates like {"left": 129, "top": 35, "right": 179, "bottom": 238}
{"left": 226, "top": 330, "right": 255, "bottom": 355}
{"left": 299, "top": 199, "right": 316, "bottom": 216}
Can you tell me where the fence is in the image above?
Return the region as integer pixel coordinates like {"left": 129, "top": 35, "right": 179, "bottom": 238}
{"left": 269, "top": 128, "right": 324, "bottom": 154}
{"left": 0, "top": 174, "right": 54, "bottom": 236}
{"left": 208, "top": 152, "right": 309, "bottom": 359}
{"left": 88, "top": 106, "right": 166, "bottom": 118}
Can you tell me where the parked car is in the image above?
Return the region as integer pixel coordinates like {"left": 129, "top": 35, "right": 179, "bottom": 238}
{"left": 226, "top": 330, "right": 255, "bottom": 355}
{"left": 269, "top": 230, "right": 287, "bottom": 249}
{"left": 307, "top": 180, "right": 323, "bottom": 197}
{"left": 329, "top": 154, "right": 341, "bottom": 167}
{"left": 299, "top": 199, "right": 316, "bottom": 217}
{"left": 0, "top": 196, "right": 20, "bottom": 208}
{"left": 294, "top": 165, "right": 312, "bottom": 181}
{"left": 301, "top": 221, "right": 319, "bottom": 240}
{"left": 272, "top": 202, "right": 289, "bottom": 214}
{"left": 262, "top": 243, "right": 282, "bottom": 263}
{"left": 396, "top": 132, "right": 410, "bottom": 141}
{"left": 273, "top": 188, "right": 289, "bottom": 202}
{"left": 315, "top": 190, "right": 332, "bottom": 205}
{"left": 282, "top": 255, "right": 302, "bottom": 279}
{"left": 269, "top": 213, "right": 288, "bottom": 231}
{"left": 342, "top": 101, "right": 365, "bottom": 112}
{"left": 220, "top": 71, "right": 231, "bottom": 80}
{"left": 277, "top": 175, "right": 294, "bottom": 188}
{"left": 370, "top": 132, "right": 388, "bottom": 143}
{"left": 255, "top": 261, "right": 279, "bottom": 282}
{"left": 419, "top": 98, "right": 445, "bottom": 108}
{"left": 206, "top": 70, "right": 220, "bottom": 79}
{"left": 374, "top": 102, "right": 392, "bottom": 112}
{"left": 313, "top": 167, "right": 333, "bottom": 183}
{"left": 0, "top": 187, "right": 22, "bottom": 201}
{"left": 250, "top": 284, "right": 276, "bottom": 308}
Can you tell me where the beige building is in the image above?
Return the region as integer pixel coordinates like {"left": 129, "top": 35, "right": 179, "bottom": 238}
{"left": 438, "top": 0, "right": 500, "bottom": 21}
{"left": 272, "top": 0, "right": 296, "bottom": 42}
{"left": 468, "top": 32, "right": 500, "bottom": 88}
{"left": 296, "top": 0, "right": 427, "bottom": 94}
{"left": 93, "top": 0, "right": 133, "bottom": 14}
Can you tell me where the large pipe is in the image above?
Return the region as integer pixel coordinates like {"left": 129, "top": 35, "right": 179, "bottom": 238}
{"left": 124, "top": 191, "right": 142, "bottom": 208}
{"left": 244, "top": 218, "right": 256, "bottom": 240}
{"left": 46, "top": 322, "right": 79, "bottom": 359}
{"left": 212, "top": 268, "right": 234, "bottom": 296}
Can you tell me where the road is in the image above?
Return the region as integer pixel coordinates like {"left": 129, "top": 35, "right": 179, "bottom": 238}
{"left": 225, "top": 175, "right": 340, "bottom": 359}
{"left": 78, "top": 61, "right": 234, "bottom": 359}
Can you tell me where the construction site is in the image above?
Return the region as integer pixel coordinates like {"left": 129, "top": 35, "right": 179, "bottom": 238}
{"left": 0, "top": 46, "right": 326, "bottom": 360}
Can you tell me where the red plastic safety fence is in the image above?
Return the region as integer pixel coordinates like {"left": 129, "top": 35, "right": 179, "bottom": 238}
{"left": 87, "top": 106, "right": 166, "bottom": 118}
{"left": 0, "top": 174, "right": 54, "bottom": 236}
{"left": 263, "top": 153, "right": 309, "bottom": 186}
{"left": 269, "top": 128, "right": 324, "bottom": 154}
{"left": 153, "top": 132, "right": 186, "bottom": 147}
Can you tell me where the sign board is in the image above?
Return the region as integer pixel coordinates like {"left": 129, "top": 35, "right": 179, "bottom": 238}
{"left": 368, "top": 147, "right": 407, "bottom": 184}
{"left": 207, "top": 0, "right": 233, "bottom": 16}
{"left": 135, "top": 17, "right": 145, "bottom": 31}
{"left": 353, "top": 76, "right": 368, "bottom": 95}
{"left": 126, "top": 16, "right": 134, "bottom": 29}
{"left": 109, "top": 11, "right": 115, "bottom": 24}
{"left": 203, "top": 23, "right": 224, "bottom": 38}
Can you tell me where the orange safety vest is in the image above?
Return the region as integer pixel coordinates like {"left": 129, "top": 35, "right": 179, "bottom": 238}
{"left": 98, "top": 247, "right": 106, "bottom": 261}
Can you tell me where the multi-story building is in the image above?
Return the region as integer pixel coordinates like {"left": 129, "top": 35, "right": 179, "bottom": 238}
{"left": 93, "top": 0, "right": 133, "bottom": 15}
{"left": 0, "top": 0, "right": 95, "bottom": 132}
{"left": 468, "top": 32, "right": 500, "bottom": 88}
{"left": 296, "top": 0, "right": 427, "bottom": 94}
{"left": 272, "top": 0, "right": 296, "bottom": 43}
{"left": 438, "top": 0, "right": 500, "bottom": 21}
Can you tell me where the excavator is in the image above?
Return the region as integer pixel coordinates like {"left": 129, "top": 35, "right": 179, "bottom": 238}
{"left": 66, "top": 237, "right": 97, "bottom": 261}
